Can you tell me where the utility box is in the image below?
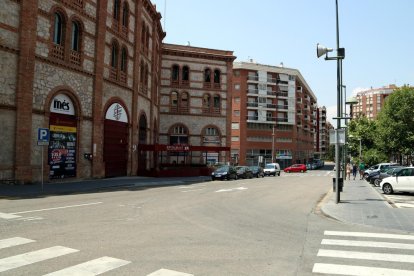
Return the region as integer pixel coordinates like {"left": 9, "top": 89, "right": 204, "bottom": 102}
{"left": 333, "top": 178, "right": 343, "bottom": 192}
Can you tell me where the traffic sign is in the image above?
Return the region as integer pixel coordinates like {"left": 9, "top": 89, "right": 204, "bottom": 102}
{"left": 38, "top": 128, "right": 49, "bottom": 142}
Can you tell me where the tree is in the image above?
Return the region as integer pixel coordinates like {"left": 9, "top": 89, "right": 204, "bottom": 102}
{"left": 347, "top": 116, "right": 377, "bottom": 162}
{"left": 376, "top": 86, "right": 414, "bottom": 164}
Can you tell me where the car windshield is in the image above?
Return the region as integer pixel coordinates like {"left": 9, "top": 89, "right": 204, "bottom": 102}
{"left": 250, "top": 166, "right": 258, "bottom": 170}
{"left": 215, "top": 166, "right": 229, "bottom": 172}
{"left": 265, "top": 164, "right": 274, "bottom": 169}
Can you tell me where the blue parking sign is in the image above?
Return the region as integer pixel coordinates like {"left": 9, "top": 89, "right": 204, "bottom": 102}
{"left": 38, "top": 128, "right": 49, "bottom": 142}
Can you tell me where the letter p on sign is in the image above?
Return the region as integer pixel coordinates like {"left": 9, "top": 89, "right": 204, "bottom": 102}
{"left": 38, "top": 128, "right": 50, "bottom": 143}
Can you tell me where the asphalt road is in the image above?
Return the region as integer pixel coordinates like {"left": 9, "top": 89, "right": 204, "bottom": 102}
{"left": 1, "top": 170, "right": 414, "bottom": 275}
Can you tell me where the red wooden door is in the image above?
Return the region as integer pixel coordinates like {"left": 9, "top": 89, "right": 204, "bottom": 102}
{"left": 104, "top": 120, "right": 129, "bottom": 177}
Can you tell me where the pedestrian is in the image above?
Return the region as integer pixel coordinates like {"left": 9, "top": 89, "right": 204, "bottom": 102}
{"left": 359, "top": 160, "right": 365, "bottom": 180}
{"left": 352, "top": 163, "right": 357, "bottom": 180}
{"left": 346, "top": 163, "right": 351, "bottom": 180}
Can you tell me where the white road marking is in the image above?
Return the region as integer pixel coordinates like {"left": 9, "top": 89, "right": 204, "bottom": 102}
{"left": 44, "top": 256, "right": 130, "bottom": 276}
{"left": 318, "top": 249, "right": 414, "bottom": 263}
{"left": 146, "top": 268, "right": 194, "bottom": 276}
{"left": 215, "top": 187, "right": 248, "bottom": 193}
{"left": 0, "top": 246, "right": 78, "bottom": 272}
{"left": 11, "top": 202, "right": 103, "bottom": 215}
{"left": 324, "top": 231, "right": 414, "bottom": 240}
{"left": 313, "top": 263, "right": 414, "bottom": 276}
{"left": 181, "top": 188, "right": 205, "bottom": 193}
{"left": 322, "top": 239, "right": 414, "bottom": 250}
{"left": 394, "top": 203, "right": 414, "bottom": 208}
{"left": 0, "top": 237, "right": 35, "bottom": 250}
{"left": 0, "top": 212, "right": 21, "bottom": 219}
{"left": 176, "top": 185, "right": 206, "bottom": 189}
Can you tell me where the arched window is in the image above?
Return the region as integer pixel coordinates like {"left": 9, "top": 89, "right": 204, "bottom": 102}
{"left": 139, "top": 114, "right": 147, "bottom": 144}
{"left": 205, "top": 127, "right": 219, "bottom": 136}
{"left": 140, "top": 61, "right": 145, "bottom": 84}
{"left": 122, "top": 2, "right": 129, "bottom": 27}
{"left": 203, "top": 94, "right": 211, "bottom": 113}
{"left": 171, "top": 91, "right": 178, "bottom": 112}
{"left": 214, "top": 69, "right": 221, "bottom": 84}
{"left": 182, "top": 66, "right": 189, "bottom": 81}
{"left": 170, "top": 124, "right": 188, "bottom": 145}
{"left": 172, "top": 65, "right": 179, "bottom": 81}
{"left": 113, "top": 0, "right": 120, "bottom": 20}
{"left": 144, "top": 64, "right": 149, "bottom": 86}
{"left": 111, "top": 42, "right": 118, "bottom": 68}
{"left": 120, "top": 47, "right": 127, "bottom": 72}
{"left": 180, "top": 92, "right": 189, "bottom": 113}
{"left": 204, "top": 68, "right": 211, "bottom": 83}
{"left": 203, "top": 126, "right": 220, "bottom": 145}
{"left": 53, "top": 12, "right": 64, "bottom": 45}
{"left": 213, "top": 95, "right": 221, "bottom": 113}
{"left": 71, "top": 21, "right": 80, "bottom": 51}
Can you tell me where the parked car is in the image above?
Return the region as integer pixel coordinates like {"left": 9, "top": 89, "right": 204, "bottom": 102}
{"left": 263, "top": 163, "right": 281, "bottom": 176}
{"left": 363, "top": 163, "right": 398, "bottom": 179}
{"left": 235, "top": 166, "right": 253, "bottom": 179}
{"left": 380, "top": 167, "right": 414, "bottom": 194}
{"left": 211, "top": 165, "right": 237, "bottom": 180}
{"left": 284, "top": 164, "right": 307, "bottom": 173}
{"left": 369, "top": 166, "right": 403, "bottom": 186}
{"left": 249, "top": 166, "right": 264, "bottom": 178}
{"left": 370, "top": 166, "right": 404, "bottom": 187}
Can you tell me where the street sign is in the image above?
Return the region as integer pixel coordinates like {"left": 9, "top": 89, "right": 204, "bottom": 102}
{"left": 37, "top": 128, "right": 49, "bottom": 146}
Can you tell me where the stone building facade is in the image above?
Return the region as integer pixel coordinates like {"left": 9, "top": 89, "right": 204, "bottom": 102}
{"left": 231, "top": 61, "right": 317, "bottom": 168}
{"left": 0, "top": 0, "right": 164, "bottom": 183}
{"left": 158, "top": 44, "right": 236, "bottom": 167}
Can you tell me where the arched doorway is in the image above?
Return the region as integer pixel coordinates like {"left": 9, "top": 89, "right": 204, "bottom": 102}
{"left": 104, "top": 103, "right": 129, "bottom": 177}
{"left": 48, "top": 93, "right": 78, "bottom": 179}
{"left": 137, "top": 114, "right": 147, "bottom": 173}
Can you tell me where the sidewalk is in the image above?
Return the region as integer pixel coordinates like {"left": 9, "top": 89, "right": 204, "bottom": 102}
{"left": 0, "top": 176, "right": 212, "bottom": 198}
{"left": 321, "top": 177, "right": 414, "bottom": 232}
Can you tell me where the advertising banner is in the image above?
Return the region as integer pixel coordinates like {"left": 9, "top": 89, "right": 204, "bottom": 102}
{"left": 48, "top": 125, "right": 77, "bottom": 179}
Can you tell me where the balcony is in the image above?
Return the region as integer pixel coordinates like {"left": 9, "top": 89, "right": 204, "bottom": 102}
{"left": 277, "top": 80, "right": 289, "bottom": 86}
{"left": 247, "top": 88, "right": 259, "bottom": 95}
{"left": 276, "top": 118, "right": 288, "bottom": 123}
{"left": 267, "top": 77, "right": 277, "bottom": 84}
{"left": 277, "top": 92, "right": 288, "bottom": 98}
{"left": 247, "top": 102, "right": 258, "bottom": 108}
{"left": 247, "top": 75, "right": 259, "bottom": 81}
{"left": 276, "top": 105, "right": 289, "bottom": 110}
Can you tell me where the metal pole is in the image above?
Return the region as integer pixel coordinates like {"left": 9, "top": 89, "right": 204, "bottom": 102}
{"left": 335, "top": 0, "right": 341, "bottom": 203}
{"left": 271, "top": 125, "right": 275, "bottom": 163}
{"left": 359, "top": 139, "right": 362, "bottom": 160}
{"left": 41, "top": 146, "right": 44, "bottom": 191}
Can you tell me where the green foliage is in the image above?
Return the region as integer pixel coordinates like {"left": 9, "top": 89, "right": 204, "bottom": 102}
{"left": 376, "top": 86, "right": 414, "bottom": 157}
{"left": 362, "top": 148, "right": 388, "bottom": 166}
{"left": 347, "top": 116, "right": 377, "bottom": 159}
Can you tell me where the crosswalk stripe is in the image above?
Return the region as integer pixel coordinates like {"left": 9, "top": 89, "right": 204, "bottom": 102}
{"left": 0, "top": 237, "right": 35, "bottom": 250}
{"left": 324, "top": 231, "right": 414, "bottom": 240}
{"left": 0, "top": 212, "right": 21, "bottom": 219}
{"left": 43, "top": 256, "right": 130, "bottom": 276}
{"left": 322, "top": 239, "right": 414, "bottom": 250}
{"left": 318, "top": 249, "right": 414, "bottom": 263}
{"left": 146, "top": 268, "right": 194, "bottom": 276}
{"left": 0, "top": 246, "right": 78, "bottom": 272}
{"left": 313, "top": 263, "right": 414, "bottom": 276}
{"left": 395, "top": 203, "right": 414, "bottom": 208}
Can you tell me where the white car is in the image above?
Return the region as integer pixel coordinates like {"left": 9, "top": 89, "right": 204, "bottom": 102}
{"left": 380, "top": 167, "right": 414, "bottom": 194}
{"left": 364, "top": 163, "right": 398, "bottom": 179}
{"left": 263, "top": 163, "right": 281, "bottom": 176}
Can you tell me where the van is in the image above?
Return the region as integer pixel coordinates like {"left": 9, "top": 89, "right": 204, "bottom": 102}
{"left": 364, "top": 163, "right": 399, "bottom": 179}
{"left": 263, "top": 163, "right": 281, "bottom": 176}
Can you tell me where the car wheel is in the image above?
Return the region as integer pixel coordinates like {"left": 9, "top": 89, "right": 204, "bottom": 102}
{"left": 278, "top": 172, "right": 280, "bottom": 176}
{"left": 374, "top": 179, "right": 381, "bottom": 187}
{"left": 363, "top": 173, "right": 368, "bottom": 179}
{"left": 382, "top": 183, "right": 393, "bottom": 195}
{"left": 300, "top": 170, "right": 304, "bottom": 173}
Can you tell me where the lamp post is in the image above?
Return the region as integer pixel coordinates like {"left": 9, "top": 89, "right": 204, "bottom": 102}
{"left": 271, "top": 125, "right": 275, "bottom": 163}
{"left": 316, "top": 0, "right": 345, "bottom": 204}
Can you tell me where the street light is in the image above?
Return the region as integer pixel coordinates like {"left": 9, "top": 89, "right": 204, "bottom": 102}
{"left": 316, "top": 0, "right": 345, "bottom": 204}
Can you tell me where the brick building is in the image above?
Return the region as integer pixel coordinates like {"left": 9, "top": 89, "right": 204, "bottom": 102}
{"left": 155, "top": 44, "right": 235, "bottom": 171}
{"left": 0, "top": 0, "right": 164, "bottom": 183}
{"left": 230, "top": 61, "right": 317, "bottom": 168}
{"left": 315, "top": 106, "right": 328, "bottom": 158}
{"left": 351, "top": 84, "right": 397, "bottom": 119}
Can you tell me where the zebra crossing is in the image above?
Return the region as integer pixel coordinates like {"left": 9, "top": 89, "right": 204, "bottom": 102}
{"left": 0, "top": 236, "right": 130, "bottom": 274}
{"left": 281, "top": 171, "right": 334, "bottom": 177}
{"left": 313, "top": 230, "right": 414, "bottom": 275}
{"left": 383, "top": 194, "right": 414, "bottom": 209}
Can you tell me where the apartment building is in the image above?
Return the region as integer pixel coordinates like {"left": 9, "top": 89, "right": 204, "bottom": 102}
{"left": 231, "top": 61, "right": 317, "bottom": 168}
{"left": 148, "top": 44, "right": 236, "bottom": 176}
{"left": 0, "top": 0, "right": 164, "bottom": 183}
{"left": 351, "top": 84, "right": 397, "bottom": 119}
{"left": 315, "top": 106, "right": 329, "bottom": 157}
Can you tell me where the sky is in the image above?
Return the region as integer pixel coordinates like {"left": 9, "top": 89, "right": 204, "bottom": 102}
{"left": 151, "top": 0, "right": 414, "bottom": 123}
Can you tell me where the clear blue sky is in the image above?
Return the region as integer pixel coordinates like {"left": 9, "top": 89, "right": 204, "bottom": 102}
{"left": 152, "top": 0, "right": 413, "bottom": 122}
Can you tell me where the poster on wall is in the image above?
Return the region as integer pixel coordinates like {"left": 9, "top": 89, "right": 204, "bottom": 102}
{"left": 48, "top": 125, "right": 77, "bottom": 179}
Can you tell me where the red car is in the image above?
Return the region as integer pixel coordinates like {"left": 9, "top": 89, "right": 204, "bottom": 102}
{"left": 284, "top": 164, "right": 307, "bottom": 173}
